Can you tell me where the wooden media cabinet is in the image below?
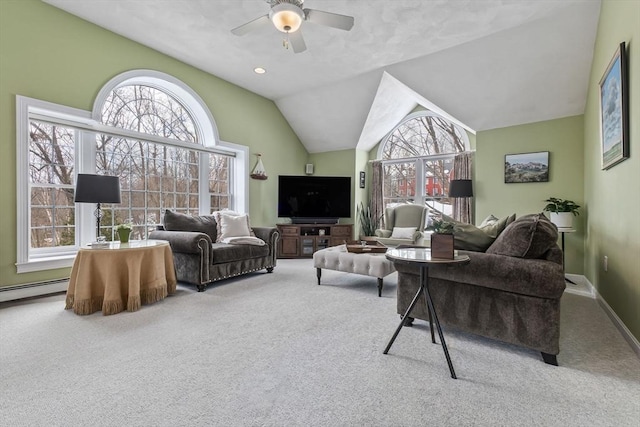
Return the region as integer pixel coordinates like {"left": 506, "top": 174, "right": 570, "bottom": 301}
{"left": 276, "top": 223, "right": 353, "bottom": 258}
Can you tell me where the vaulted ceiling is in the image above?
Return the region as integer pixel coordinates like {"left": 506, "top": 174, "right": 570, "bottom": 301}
{"left": 43, "top": 0, "right": 601, "bottom": 153}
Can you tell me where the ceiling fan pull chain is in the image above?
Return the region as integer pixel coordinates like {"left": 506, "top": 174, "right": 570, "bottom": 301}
{"left": 283, "top": 31, "right": 290, "bottom": 49}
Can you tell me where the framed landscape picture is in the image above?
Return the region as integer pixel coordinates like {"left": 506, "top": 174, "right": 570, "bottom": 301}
{"left": 504, "top": 151, "right": 549, "bottom": 183}
{"left": 599, "top": 42, "right": 629, "bottom": 170}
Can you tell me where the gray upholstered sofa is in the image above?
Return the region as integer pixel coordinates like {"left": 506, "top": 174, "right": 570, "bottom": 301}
{"left": 149, "top": 210, "right": 279, "bottom": 292}
{"left": 395, "top": 213, "right": 566, "bottom": 365}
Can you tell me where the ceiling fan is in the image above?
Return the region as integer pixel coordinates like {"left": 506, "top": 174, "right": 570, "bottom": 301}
{"left": 231, "top": 0, "right": 355, "bottom": 53}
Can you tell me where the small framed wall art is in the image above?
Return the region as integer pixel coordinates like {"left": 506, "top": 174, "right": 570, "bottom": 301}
{"left": 359, "top": 171, "right": 365, "bottom": 188}
{"left": 599, "top": 42, "right": 629, "bottom": 170}
{"left": 504, "top": 151, "right": 549, "bottom": 183}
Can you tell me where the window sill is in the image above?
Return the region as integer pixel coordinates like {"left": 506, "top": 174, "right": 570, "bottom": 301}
{"left": 16, "top": 255, "right": 76, "bottom": 273}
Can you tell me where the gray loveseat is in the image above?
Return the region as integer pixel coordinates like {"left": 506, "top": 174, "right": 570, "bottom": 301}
{"left": 149, "top": 210, "right": 279, "bottom": 292}
{"left": 395, "top": 213, "right": 566, "bottom": 365}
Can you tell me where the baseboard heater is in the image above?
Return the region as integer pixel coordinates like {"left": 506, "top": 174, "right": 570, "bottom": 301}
{"left": 0, "top": 278, "right": 69, "bottom": 302}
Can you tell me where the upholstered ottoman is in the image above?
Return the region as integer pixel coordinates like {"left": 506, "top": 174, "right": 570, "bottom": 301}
{"left": 313, "top": 244, "right": 396, "bottom": 297}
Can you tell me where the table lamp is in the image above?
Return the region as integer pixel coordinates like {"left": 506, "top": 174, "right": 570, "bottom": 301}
{"left": 74, "top": 174, "right": 121, "bottom": 239}
{"left": 449, "top": 179, "right": 473, "bottom": 198}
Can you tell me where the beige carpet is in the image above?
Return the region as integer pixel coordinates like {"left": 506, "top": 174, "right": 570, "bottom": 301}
{"left": 1, "top": 259, "right": 639, "bottom": 426}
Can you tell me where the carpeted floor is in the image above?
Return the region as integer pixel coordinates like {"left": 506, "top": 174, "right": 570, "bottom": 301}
{"left": 1, "top": 258, "right": 639, "bottom": 426}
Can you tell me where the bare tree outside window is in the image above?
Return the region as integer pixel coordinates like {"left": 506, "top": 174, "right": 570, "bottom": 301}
{"left": 381, "top": 114, "right": 465, "bottom": 215}
{"left": 28, "top": 122, "right": 75, "bottom": 248}
{"left": 97, "top": 85, "right": 230, "bottom": 240}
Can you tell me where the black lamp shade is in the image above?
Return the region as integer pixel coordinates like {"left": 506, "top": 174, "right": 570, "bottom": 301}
{"left": 449, "top": 179, "right": 473, "bottom": 198}
{"left": 74, "top": 174, "right": 121, "bottom": 204}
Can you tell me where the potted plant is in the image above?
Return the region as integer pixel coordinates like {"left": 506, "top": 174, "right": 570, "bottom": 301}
{"left": 357, "top": 201, "right": 382, "bottom": 241}
{"left": 115, "top": 223, "right": 133, "bottom": 243}
{"left": 429, "top": 219, "right": 455, "bottom": 259}
{"left": 543, "top": 197, "right": 580, "bottom": 229}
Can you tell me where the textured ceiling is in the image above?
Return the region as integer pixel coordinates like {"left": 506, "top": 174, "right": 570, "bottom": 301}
{"left": 43, "top": 0, "right": 601, "bottom": 153}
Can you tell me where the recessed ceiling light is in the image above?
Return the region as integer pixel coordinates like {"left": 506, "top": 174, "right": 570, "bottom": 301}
{"left": 254, "top": 67, "right": 266, "bottom": 74}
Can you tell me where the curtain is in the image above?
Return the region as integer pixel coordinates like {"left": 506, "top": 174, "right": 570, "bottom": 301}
{"left": 452, "top": 152, "right": 473, "bottom": 224}
{"left": 371, "top": 161, "right": 385, "bottom": 229}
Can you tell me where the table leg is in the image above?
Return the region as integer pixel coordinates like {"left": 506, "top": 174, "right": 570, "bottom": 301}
{"left": 428, "top": 303, "right": 435, "bottom": 344}
{"left": 316, "top": 268, "right": 321, "bottom": 285}
{"left": 422, "top": 266, "right": 457, "bottom": 379}
{"left": 383, "top": 282, "right": 424, "bottom": 355}
{"left": 377, "top": 278, "right": 383, "bottom": 297}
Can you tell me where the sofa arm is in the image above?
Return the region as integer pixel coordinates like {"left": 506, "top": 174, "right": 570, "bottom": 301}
{"left": 252, "top": 227, "right": 279, "bottom": 251}
{"left": 149, "top": 230, "right": 212, "bottom": 258}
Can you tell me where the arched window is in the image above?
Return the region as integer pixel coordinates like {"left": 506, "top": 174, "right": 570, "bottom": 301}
{"left": 94, "top": 79, "right": 231, "bottom": 240}
{"left": 16, "top": 70, "right": 245, "bottom": 272}
{"left": 378, "top": 111, "right": 469, "bottom": 215}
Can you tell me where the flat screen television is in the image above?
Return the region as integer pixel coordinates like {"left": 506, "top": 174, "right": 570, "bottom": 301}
{"left": 278, "top": 175, "right": 351, "bottom": 223}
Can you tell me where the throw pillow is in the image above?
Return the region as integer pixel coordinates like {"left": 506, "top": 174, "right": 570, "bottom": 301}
{"left": 442, "top": 214, "right": 495, "bottom": 252}
{"left": 478, "top": 214, "right": 514, "bottom": 238}
{"left": 163, "top": 210, "right": 217, "bottom": 243}
{"left": 220, "top": 236, "right": 265, "bottom": 246}
{"left": 212, "top": 210, "right": 253, "bottom": 242}
{"left": 486, "top": 213, "right": 558, "bottom": 259}
{"left": 390, "top": 226, "right": 417, "bottom": 240}
{"left": 479, "top": 214, "right": 499, "bottom": 228}
{"left": 218, "top": 213, "right": 252, "bottom": 240}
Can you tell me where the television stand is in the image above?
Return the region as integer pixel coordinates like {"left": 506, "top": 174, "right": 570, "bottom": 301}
{"left": 276, "top": 223, "right": 353, "bottom": 258}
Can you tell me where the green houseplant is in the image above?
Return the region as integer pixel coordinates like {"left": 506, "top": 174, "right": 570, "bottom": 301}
{"left": 357, "top": 201, "right": 382, "bottom": 240}
{"left": 543, "top": 197, "right": 580, "bottom": 229}
{"left": 115, "top": 223, "right": 133, "bottom": 243}
{"left": 429, "top": 219, "right": 455, "bottom": 259}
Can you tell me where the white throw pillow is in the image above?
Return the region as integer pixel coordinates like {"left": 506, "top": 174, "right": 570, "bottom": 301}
{"left": 221, "top": 236, "right": 265, "bottom": 246}
{"left": 218, "top": 214, "right": 252, "bottom": 240}
{"left": 390, "top": 226, "right": 417, "bottom": 240}
{"left": 212, "top": 210, "right": 253, "bottom": 242}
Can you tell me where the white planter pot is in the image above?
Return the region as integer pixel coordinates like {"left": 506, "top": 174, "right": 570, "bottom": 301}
{"left": 550, "top": 212, "right": 573, "bottom": 229}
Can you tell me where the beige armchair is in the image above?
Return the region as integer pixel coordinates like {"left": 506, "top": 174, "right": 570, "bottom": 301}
{"left": 374, "top": 204, "right": 428, "bottom": 246}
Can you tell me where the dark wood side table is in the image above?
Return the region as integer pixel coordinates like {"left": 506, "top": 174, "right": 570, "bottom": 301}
{"left": 383, "top": 247, "right": 470, "bottom": 379}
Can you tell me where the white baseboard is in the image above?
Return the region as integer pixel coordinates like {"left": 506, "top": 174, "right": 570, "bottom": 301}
{"left": 0, "top": 279, "right": 69, "bottom": 302}
{"left": 566, "top": 274, "right": 640, "bottom": 358}
{"left": 563, "top": 274, "right": 596, "bottom": 298}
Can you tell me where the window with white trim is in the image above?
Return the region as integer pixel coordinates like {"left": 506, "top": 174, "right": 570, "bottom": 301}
{"left": 16, "top": 71, "right": 246, "bottom": 273}
{"left": 95, "top": 84, "right": 231, "bottom": 240}
{"left": 379, "top": 111, "right": 468, "bottom": 216}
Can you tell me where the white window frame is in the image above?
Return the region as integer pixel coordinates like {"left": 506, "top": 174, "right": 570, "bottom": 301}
{"left": 16, "top": 71, "right": 248, "bottom": 273}
{"left": 377, "top": 111, "right": 470, "bottom": 209}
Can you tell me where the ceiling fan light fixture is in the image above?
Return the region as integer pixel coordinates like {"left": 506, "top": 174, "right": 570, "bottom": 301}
{"left": 270, "top": 3, "right": 303, "bottom": 33}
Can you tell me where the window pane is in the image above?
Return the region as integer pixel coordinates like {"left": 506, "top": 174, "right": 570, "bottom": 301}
{"left": 101, "top": 85, "right": 197, "bottom": 143}
{"left": 28, "top": 121, "right": 75, "bottom": 249}
{"left": 383, "top": 162, "right": 416, "bottom": 207}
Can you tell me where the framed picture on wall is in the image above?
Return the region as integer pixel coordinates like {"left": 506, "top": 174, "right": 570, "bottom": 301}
{"left": 359, "top": 171, "right": 366, "bottom": 188}
{"left": 504, "top": 151, "right": 549, "bottom": 183}
{"left": 599, "top": 41, "right": 629, "bottom": 170}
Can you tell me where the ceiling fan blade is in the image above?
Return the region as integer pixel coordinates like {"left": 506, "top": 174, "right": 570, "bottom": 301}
{"left": 303, "top": 9, "right": 354, "bottom": 31}
{"left": 231, "top": 14, "right": 270, "bottom": 36}
{"left": 289, "top": 30, "right": 307, "bottom": 53}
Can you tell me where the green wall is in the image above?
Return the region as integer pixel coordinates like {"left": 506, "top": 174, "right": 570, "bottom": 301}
{"left": 475, "top": 115, "right": 585, "bottom": 274}
{"left": 0, "top": 0, "right": 308, "bottom": 287}
{"left": 583, "top": 0, "right": 639, "bottom": 340}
